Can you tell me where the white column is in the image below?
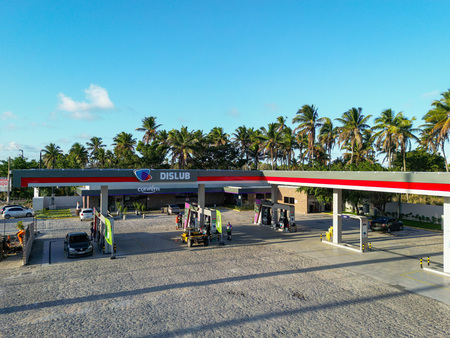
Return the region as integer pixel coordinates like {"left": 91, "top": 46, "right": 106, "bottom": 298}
{"left": 333, "top": 189, "right": 342, "bottom": 244}
{"left": 271, "top": 184, "right": 278, "bottom": 226}
{"left": 100, "top": 185, "right": 108, "bottom": 217}
{"left": 198, "top": 184, "right": 205, "bottom": 227}
{"left": 444, "top": 197, "right": 450, "bottom": 273}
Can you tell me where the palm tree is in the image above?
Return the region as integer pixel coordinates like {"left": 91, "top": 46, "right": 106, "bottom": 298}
{"left": 292, "top": 105, "right": 322, "bottom": 164}
{"left": 335, "top": 107, "right": 372, "bottom": 165}
{"left": 276, "top": 116, "right": 288, "bottom": 133}
{"left": 279, "top": 127, "right": 297, "bottom": 168}
{"left": 391, "top": 114, "right": 419, "bottom": 171}
{"left": 233, "top": 126, "right": 251, "bottom": 169}
{"left": 86, "top": 136, "right": 106, "bottom": 167}
{"left": 136, "top": 116, "right": 161, "bottom": 144}
{"left": 351, "top": 129, "right": 376, "bottom": 165}
{"left": 373, "top": 109, "right": 399, "bottom": 169}
{"left": 260, "top": 123, "right": 282, "bottom": 169}
{"left": 318, "top": 117, "right": 337, "bottom": 168}
{"left": 423, "top": 89, "right": 450, "bottom": 171}
{"left": 168, "top": 126, "right": 198, "bottom": 169}
{"left": 248, "top": 128, "right": 262, "bottom": 169}
{"left": 69, "top": 142, "right": 89, "bottom": 168}
{"left": 41, "top": 143, "right": 62, "bottom": 169}
{"left": 112, "top": 132, "right": 136, "bottom": 155}
{"left": 208, "top": 127, "right": 229, "bottom": 146}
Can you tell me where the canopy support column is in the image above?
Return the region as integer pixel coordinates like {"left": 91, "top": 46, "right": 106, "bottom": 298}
{"left": 198, "top": 184, "right": 205, "bottom": 228}
{"left": 333, "top": 189, "right": 342, "bottom": 244}
{"left": 444, "top": 197, "right": 450, "bottom": 273}
{"left": 271, "top": 184, "right": 278, "bottom": 227}
{"left": 100, "top": 185, "right": 108, "bottom": 217}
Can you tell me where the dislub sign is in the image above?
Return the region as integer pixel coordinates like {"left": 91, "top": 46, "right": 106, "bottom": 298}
{"left": 160, "top": 172, "right": 191, "bottom": 180}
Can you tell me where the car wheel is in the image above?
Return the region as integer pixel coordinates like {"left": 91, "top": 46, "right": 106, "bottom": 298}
{"left": 187, "top": 239, "right": 192, "bottom": 247}
{"left": 26, "top": 213, "right": 32, "bottom": 217}
{"left": 387, "top": 227, "right": 391, "bottom": 233}
{"left": 4, "top": 214, "right": 10, "bottom": 219}
{"left": 204, "top": 237, "right": 209, "bottom": 247}
{"left": 399, "top": 224, "right": 403, "bottom": 231}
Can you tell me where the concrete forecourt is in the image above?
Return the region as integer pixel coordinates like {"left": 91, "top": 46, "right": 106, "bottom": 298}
{"left": 1, "top": 210, "right": 449, "bottom": 337}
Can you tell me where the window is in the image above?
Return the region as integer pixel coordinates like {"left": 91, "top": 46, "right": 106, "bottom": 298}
{"left": 256, "top": 193, "right": 264, "bottom": 200}
{"left": 284, "top": 197, "right": 295, "bottom": 204}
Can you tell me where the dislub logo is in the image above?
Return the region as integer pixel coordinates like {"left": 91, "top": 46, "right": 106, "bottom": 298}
{"left": 134, "top": 169, "right": 152, "bottom": 182}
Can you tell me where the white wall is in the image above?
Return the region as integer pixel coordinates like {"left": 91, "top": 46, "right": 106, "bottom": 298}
{"left": 33, "top": 196, "right": 83, "bottom": 210}
{"left": 385, "top": 202, "right": 443, "bottom": 222}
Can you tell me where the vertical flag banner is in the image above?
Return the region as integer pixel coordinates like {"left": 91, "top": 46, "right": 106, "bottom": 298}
{"left": 216, "top": 210, "right": 222, "bottom": 233}
{"left": 105, "top": 218, "right": 112, "bottom": 245}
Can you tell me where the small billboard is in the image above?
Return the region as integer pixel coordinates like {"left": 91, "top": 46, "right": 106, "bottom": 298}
{"left": 0, "top": 177, "right": 9, "bottom": 192}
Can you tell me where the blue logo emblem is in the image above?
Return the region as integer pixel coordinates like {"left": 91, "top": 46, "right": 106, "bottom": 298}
{"left": 134, "top": 169, "right": 152, "bottom": 182}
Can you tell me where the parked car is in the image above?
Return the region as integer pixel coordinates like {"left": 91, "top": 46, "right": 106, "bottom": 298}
{"left": 64, "top": 232, "right": 93, "bottom": 258}
{"left": 79, "top": 208, "right": 94, "bottom": 221}
{"left": 162, "top": 204, "right": 181, "bottom": 215}
{"left": 370, "top": 217, "right": 403, "bottom": 233}
{"left": 2, "top": 206, "right": 34, "bottom": 219}
{"left": 1, "top": 205, "right": 23, "bottom": 215}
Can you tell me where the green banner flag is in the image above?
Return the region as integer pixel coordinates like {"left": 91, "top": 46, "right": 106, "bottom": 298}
{"left": 105, "top": 218, "right": 112, "bottom": 245}
{"left": 216, "top": 210, "right": 222, "bottom": 233}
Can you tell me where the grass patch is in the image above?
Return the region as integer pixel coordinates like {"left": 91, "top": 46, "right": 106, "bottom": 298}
{"left": 224, "top": 204, "right": 254, "bottom": 211}
{"left": 399, "top": 219, "right": 442, "bottom": 231}
{"left": 35, "top": 209, "right": 73, "bottom": 219}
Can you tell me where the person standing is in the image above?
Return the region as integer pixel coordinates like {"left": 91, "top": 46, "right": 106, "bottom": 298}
{"left": 90, "top": 221, "right": 94, "bottom": 240}
{"left": 175, "top": 214, "right": 179, "bottom": 230}
{"left": 226, "top": 222, "right": 232, "bottom": 241}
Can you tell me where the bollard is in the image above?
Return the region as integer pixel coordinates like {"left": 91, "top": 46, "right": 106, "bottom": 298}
{"left": 103, "top": 246, "right": 105, "bottom": 254}
{"left": 320, "top": 233, "right": 322, "bottom": 241}
{"left": 362, "top": 244, "right": 365, "bottom": 252}
{"left": 369, "top": 243, "right": 372, "bottom": 251}
{"left": 427, "top": 256, "right": 430, "bottom": 266}
{"left": 420, "top": 257, "right": 423, "bottom": 269}
{"left": 114, "top": 244, "right": 117, "bottom": 253}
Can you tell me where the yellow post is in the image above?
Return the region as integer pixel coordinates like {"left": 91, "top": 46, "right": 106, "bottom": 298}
{"left": 362, "top": 244, "right": 365, "bottom": 252}
{"left": 420, "top": 257, "right": 423, "bottom": 269}
{"left": 427, "top": 256, "right": 430, "bottom": 266}
{"left": 320, "top": 233, "right": 322, "bottom": 241}
{"left": 369, "top": 243, "right": 372, "bottom": 251}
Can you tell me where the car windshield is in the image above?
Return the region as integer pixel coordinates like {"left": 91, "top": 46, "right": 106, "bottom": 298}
{"left": 170, "top": 205, "right": 179, "bottom": 208}
{"left": 374, "top": 217, "right": 390, "bottom": 222}
{"left": 82, "top": 209, "right": 93, "bottom": 213}
{"left": 69, "top": 234, "right": 90, "bottom": 243}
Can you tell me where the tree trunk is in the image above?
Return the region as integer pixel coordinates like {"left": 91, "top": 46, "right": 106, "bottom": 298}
{"left": 441, "top": 141, "right": 448, "bottom": 172}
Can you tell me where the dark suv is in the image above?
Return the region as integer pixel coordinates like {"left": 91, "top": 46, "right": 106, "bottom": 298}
{"left": 64, "top": 232, "right": 93, "bottom": 258}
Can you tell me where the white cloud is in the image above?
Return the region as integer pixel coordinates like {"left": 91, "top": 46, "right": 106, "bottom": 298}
{"left": 1, "top": 111, "right": 18, "bottom": 120}
{"left": 0, "top": 141, "right": 20, "bottom": 151}
{"left": 75, "top": 133, "right": 91, "bottom": 140}
{"left": 226, "top": 108, "right": 240, "bottom": 118}
{"left": 265, "top": 103, "right": 279, "bottom": 112}
{"left": 420, "top": 90, "right": 440, "bottom": 99}
{"left": 58, "top": 138, "right": 71, "bottom": 145}
{"left": 57, "top": 84, "right": 115, "bottom": 120}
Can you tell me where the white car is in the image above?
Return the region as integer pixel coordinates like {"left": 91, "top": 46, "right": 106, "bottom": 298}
{"left": 3, "top": 206, "right": 34, "bottom": 219}
{"left": 79, "top": 208, "right": 94, "bottom": 221}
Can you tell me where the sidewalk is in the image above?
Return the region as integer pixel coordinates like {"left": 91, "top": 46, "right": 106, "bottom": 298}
{"left": 243, "top": 213, "right": 450, "bottom": 305}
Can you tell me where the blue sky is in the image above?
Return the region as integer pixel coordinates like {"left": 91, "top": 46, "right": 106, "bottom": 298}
{"left": 1, "top": 0, "right": 449, "bottom": 162}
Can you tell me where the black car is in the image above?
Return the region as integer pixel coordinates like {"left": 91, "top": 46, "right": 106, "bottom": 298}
{"left": 64, "top": 232, "right": 93, "bottom": 258}
{"left": 370, "top": 217, "right": 403, "bottom": 233}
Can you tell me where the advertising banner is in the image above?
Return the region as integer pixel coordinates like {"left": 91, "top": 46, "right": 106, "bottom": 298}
{"left": 0, "top": 177, "right": 8, "bottom": 192}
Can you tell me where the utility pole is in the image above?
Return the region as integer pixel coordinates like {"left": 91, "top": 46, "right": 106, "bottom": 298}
{"left": 6, "top": 157, "right": 11, "bottom": 204}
